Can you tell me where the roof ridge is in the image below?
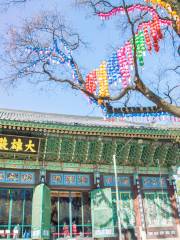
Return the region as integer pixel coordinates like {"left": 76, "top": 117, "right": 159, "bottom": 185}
{"left": 0, "top": 108, "right": 100, "bottom": 120}
{"left": 0, "top": 108, "right": 179, "bottom": 130}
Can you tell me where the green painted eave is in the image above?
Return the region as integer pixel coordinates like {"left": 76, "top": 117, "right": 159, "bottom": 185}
{"left": 0, "top": 159, "right": 171, "bottom": 174}
{"left": 0, "top": 119, "right": 179, "bottom": 140}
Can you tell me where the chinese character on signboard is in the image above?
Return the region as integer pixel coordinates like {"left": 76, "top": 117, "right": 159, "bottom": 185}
{"left": 0, "top": 137, "right": 8, "bottom": 150}
{"left": 11, "top": 139, "right": 23, "bottom": 151}
{"left": 0, "top": 135, "right": 39, "bottom": 154}
{"left": 25, "top": 140, "right": 36, "bottom": 152}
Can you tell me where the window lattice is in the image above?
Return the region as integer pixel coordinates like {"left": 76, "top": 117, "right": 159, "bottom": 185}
{"left": 116, "top": 143, "right": 129, "bottom": 165}
{"left": 101, "top": 142, "right": 113, "bottom": 163}
{"left": 153, "top": 145, "right": 167, "bottom": 166}
{"left": 140, "top": 145, "right": 153, "bottom": 166}
{"left": 73, "top": 141, "right": 88, "bottom": 163}
{"left": 87, "top": 141, "right": 101, "bottom": 163}
{"left": 128, "top": 144, "right": 139, "bottom": 165}
{"left": 165, "top": 146, "right": 178, "bottom": 166}
{"left": 45, "top": 137, "right": 60, "bottom": 161}
{"left": 59, "top": 138, "right": 74, "bottom": 162}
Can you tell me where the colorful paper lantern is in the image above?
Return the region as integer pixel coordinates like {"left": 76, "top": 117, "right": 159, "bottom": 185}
{"left": 96, "top": 61, "right": 110, "bottom": 98}
{"left": 117, "top": 47, "right": 130, "bottom": 88}
{"left": 107, "top": 52, "right": 121, "bottom": 85}
{"left": 143, "top": 25, "right": 152, "bottom": 51}
{"left": 144, "top": 0, "right": 180, "bottom": 33}
{"left": 85, "top": 71, "right": 97, "bottom": 93}
{"left": 125, "top": 41, "right": 134, "bottom": 67}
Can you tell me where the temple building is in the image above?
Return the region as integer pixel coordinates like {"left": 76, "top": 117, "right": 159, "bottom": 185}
{"left": 0, "top": 108, "right": 179, "bottom": 240}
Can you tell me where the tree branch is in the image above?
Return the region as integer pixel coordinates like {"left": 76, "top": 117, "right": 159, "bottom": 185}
{"left": 135, "top": 76, "right": 180, "bottom": 117}
{"left": 83, "top": 1, "right": 179, "bottom": 36}
{"left": 42, "top": 63, "right": 98, "bottom": 100}
{"left": 109, "top": 86, "right": 135, "bottom": 101}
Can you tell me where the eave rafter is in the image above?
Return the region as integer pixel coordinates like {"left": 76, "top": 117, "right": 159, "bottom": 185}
{"left": 0, "top": 125, "right": 179, "bottom": 167}
{"left": 0, "top": 122, "right": 179, "bottom": 141}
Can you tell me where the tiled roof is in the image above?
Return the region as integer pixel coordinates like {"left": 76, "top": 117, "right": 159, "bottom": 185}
{"left": 0, "top": 108, "right": 179, "bottom": 130}
{"left": 0, "top": 109, "right": 179, "bottom": 168}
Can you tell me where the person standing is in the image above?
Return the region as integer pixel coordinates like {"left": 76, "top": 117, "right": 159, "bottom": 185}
{"left": 63, "top": 222, "right": 69, "bottom": 237}
{"left": 13, "top": 224, "right": 20, "bottom": 239}
{"left": 72, "top": 221, "right": 77, "bottom": 237}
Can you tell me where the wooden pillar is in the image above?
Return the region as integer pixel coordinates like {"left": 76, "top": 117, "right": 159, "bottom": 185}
{"left": 133, "top": 174, "right": 146, "bottom": 240}
{"left": 132, "top": 184, "right": 141, "bottom": 240}
{"left": 172, "top": 178, "right": 180, "bottom": 219}
{"left": 168, "top": 180, "right": 180, "bottom": 237}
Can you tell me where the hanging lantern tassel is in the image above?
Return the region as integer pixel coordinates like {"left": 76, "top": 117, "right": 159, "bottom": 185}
{"left": 135, "top": 32, "right": 146, "bottom": 66}
{"left": 85, "top": 70, "right": 97, "bottom": 94}
{"left": 143, "top": 25, "right": 152, "bottom": 52}
{"left": 172, "top": 15, "right": 180, "bottom": 34}
{"left": 139, "top": 31, "right": 146, "bottom": 56}
{"left": 96, "top": 61, "right": 110, "bottom": 98}
{"left": 125, "top": 41, "right": 134, "bottom": 67}
{"left": 117, "top": 47, "right": 130, "bottom": 88}
{"left": 107, "top": 52, "right": 121, "bottom": 85}
{"left": 145, "top": 0, "right": 179, "bottom": 33}
{"left": 177, "top": 18, "right": 180, "bottom": 34}
{"left": 150, "top": 21, "right": 159, "bottom": 52}
{"left": 153, "top": 15, "right": 163, "bottom": 40}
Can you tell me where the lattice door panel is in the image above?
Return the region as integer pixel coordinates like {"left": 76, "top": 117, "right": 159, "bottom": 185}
{"left": 144, "top": 192, "right": 173, "bottom": 227}
{"left": 112, "top": 191, "right": 135, "bottom": 229}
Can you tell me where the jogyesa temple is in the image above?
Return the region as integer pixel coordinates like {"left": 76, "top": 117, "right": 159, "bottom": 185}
{"left": 0, "top": 108, "right": 179, "bottom": 240}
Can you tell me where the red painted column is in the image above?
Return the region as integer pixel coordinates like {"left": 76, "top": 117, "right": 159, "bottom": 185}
{"left": 167, "top": 181, "right": 180, "bottom": 225}
{"left": 132, "top": 174, "right": 146, "bottom": 240}
{"left": 132, "top": 184, "right": 142, "bottom": 240}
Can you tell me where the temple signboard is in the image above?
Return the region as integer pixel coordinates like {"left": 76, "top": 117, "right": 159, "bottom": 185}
{"left": 104, "top": 175, "right": 131, "bottom": 187}
{"left": 142, "top": 176, "right": 167, "bottom": 189}
{"left": 49, "top": 172, "right": 91, "bottom": 187}
{"left": 0, "top": 170, "right": 35, "bottom": 184}
{"left": 0, "top": 134, "right": 40, "bottom": 154}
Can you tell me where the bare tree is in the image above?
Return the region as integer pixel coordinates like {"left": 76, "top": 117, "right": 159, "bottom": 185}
{"left": 77, "top": 0, "right": 180, "bottom": 117}
{"left": 0, "top": 0, "right": 28, "bottom": 5}
{"left": 78, "top": 0, "right": 180, "bottom": 35}
{"left": 1, "top": 0, "right": 180, "bottom": 118}
{"left": 0, "top": 0, "right": 29, "bottom": 9}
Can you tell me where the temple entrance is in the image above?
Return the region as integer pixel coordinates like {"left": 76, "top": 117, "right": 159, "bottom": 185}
{"left": 0, "top": 188, "right": 32, "bottom": 238}
{"left": 51, "top": 191, "right": 92, "bottom": 239}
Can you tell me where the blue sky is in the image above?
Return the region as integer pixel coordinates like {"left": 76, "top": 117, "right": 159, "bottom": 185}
{"left": 0, "top": 0, "right": 119, "bottom": 116}
{"left": 0, "top": 0, "right": 179, "bottom": 116}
